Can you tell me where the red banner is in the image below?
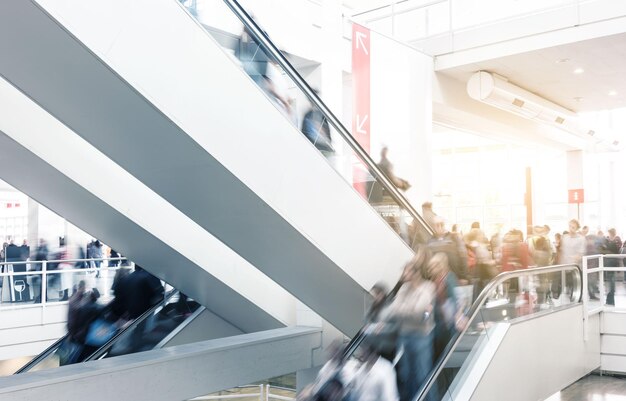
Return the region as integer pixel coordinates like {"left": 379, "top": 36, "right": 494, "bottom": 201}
{"left": 352, "top": 24, "right": 370, "bottom": 196}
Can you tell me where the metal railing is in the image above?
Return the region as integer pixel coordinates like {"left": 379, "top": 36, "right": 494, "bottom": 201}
{"left": 415, "top": 263, "right": 582, "bottom": 401}
{"left": 0, "top": 257, "right": 130, "bottom": 306}
{"left": 190, "top": 385, "right": 295, "bottom": 401}
{"left": 581, "top": 254, "right": 626, "bottom": 338}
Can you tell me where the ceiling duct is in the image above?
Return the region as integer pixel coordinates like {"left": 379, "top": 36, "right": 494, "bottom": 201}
{"left": 467, "top": 71, "right": 620, "bottom": 151}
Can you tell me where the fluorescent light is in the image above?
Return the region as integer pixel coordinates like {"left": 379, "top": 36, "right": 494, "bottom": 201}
{"left": 609, "top": 90, "right": 618, "bottom": 96}
{"left": 573, "top": 68, "right": 584, "bottom": 74}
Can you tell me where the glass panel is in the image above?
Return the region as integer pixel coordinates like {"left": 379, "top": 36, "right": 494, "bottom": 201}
{"left": 96, "top": 293, "right": 200, "bottom": 360}
{"left": 417, "top": 266, "right": 581, "bottom": 400}
{"left": 179, "top": 0, "right": 432, "bottom": 248}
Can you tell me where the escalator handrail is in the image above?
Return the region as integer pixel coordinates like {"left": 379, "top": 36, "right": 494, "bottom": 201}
{"left": 15, "top": 289, "right": 178, "bottom": 373}
{"left": 84, "top": 289, "right": 178, "bottom": 361}
{"left": 216, "top": 0, "right": 434, "bottom": 238}
{"left": 14, "top": 334, "right": 69, "bottom": 374}
{"left": 414, "top": 263, "right": 582, "bottom": 401}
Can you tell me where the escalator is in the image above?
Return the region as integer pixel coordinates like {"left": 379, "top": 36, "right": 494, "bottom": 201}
{"left": 0, "top": 0, "right": 432, "bottom": 335}
{"left": 339, "top": 264, "right": 589, "bottom": 401}
{"left": 15, "top": 289, "right": 208, "bottom": 374}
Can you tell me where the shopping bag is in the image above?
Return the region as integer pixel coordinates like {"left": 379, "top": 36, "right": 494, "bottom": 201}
{"left": 85, "top": 319, "right": 117, "bottom": 347}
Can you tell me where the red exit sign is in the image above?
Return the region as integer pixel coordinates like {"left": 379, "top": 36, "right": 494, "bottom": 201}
{"left": 568, "top": 189, "right": 584, "bottom": 204}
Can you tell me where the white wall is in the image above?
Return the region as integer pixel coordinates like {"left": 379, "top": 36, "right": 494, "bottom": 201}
{"left": 369, "top": 32, "right": 433, "bottom": 206}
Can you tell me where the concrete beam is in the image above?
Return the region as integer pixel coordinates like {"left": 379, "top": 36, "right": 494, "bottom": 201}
{"left": 0, "top": 327, "right": 321, "bottom": 401}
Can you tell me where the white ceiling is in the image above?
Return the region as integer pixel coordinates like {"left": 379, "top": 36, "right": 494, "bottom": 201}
{"left": 342, "top": 0, "right": 394, "bottom": 16}
{"left": 438, "top": 32, "right": 626, "bottom": 113}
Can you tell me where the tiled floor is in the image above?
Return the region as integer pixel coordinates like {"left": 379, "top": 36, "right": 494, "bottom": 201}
{"left": 545, "top": 375, "right": 626, "bottom": 401}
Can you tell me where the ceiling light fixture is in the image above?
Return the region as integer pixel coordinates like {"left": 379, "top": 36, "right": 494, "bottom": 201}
{"left": 556, "top": 58, "right": 570, "bottom": 63}
{"left": 609, "top": 90, "right": 618, "bottom": 96}
{"left": 573, "top": 68, "right": 585, "bottom": 74}
{"left": 574, "top": 97, "right": 584, "bottom": 102}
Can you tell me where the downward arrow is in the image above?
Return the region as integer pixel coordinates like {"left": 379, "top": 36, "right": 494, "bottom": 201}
{"left": 356, "top": 114, "right": 368, "bottom": 134}
{"left": 355, "top": 31, "right": 369, "bottom": 55}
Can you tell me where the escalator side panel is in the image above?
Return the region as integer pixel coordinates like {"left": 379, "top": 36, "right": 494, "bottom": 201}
{"left": 0, "top": 0, "right": 412, "bottom": 334}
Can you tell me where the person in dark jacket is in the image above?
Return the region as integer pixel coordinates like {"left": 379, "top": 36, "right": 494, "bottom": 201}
{"left": 427, "top": 217, "right": 469, "bottom": 284}
{"left": 118, "top": 265, "right": 164, "bottom": 351}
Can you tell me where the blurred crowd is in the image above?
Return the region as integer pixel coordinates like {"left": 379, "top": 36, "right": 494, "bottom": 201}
{"left": 300, "top": 204, "right": 626, "bottom": 401}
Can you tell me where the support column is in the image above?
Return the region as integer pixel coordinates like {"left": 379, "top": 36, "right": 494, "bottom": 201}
{"left": 566, "top": 150, "right": 584, "bottom": 222}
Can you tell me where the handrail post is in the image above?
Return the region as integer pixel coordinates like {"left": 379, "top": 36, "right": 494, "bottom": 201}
{"left": 41, "top": 260, "right": 47, "bottom": 308}
{"left": 599, "top": 255, "right": 605, "bottom": 308}
{"left": 582, "top": 256, "right": 588, "bottom": 341}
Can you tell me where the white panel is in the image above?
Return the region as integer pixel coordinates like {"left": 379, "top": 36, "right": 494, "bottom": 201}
{"left": 602, "top": 311, "right": 626, "bottom": 335}
{"left": 0, "top": 327, "right": 321, "bottom": 401}
{"left": 34, "top": 0, "right": 414, "bottom": 291}
{"left": 0, "top": 78, "right": 296, "bottom": 327}
{"left": 601, "top": 334, "right": 626, "bottom": 355}
{"left": 0, "top": 304, "right": 66, "bottom": 330}
{"left": 0, "top": 340, "right": 56, "bottom": 364}
{"left": 469, "top": 306, "right": 591, "bottom": 401}
{"left": 0, "top": 323, "right": 65, "bottom": 348}
{"left": 601, "top": 354, "right": 626, "bottom": 374}
{"left": 585, "top": 313, "right": 601, "bottom": 372}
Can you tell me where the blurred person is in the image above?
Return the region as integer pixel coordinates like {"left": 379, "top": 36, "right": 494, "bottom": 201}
{"left": 381, "top": 248, "right": 436, "bottom": 401}
{"left": 466, "top": 228, "right": 496, "bottom": 298}
{"left": 584, "top": 229, "right": 605, "bottom": 299}
{"left": 32, "top": 239, "right": 49, "bottom": 303}
{"left": 303, "top": 341, "right": 358, "bottom": 401}
{"left": 527, "top": 226, "right": 553, "bottom": 303}
{"left": 19, "top": 239, "right": 29, "bottom": 260}
{"left": 351, "top": 343, "right": 399, "bottom": 401}
{"left": 235, "top": 22, "right": 270, "bottom": 88}
{"left": 365, "top": 282, "right": 389, "bottom": 324}
{"left": 57, "top": 237, "right": 75, "bottom": 301}
{"left": 528, "top": 226, "right": 553, "bottom": 267}
{"left": 109, "top": 248, "right": 121, "bottom": 267}
{"left": 62, "top": 280, "right": 88, "bottom": 365}
{"left": 378, "top": 147, "right": 410, "bottom": 191}
{"left": 500, "top": 230, "right": 530, "bottom": 302}
{"left": 559, "top": 220, "right": 586, "bottom": 266}
{"left": 605, "top": 228, "right": 622, "bottom": 306}
{"left": 427, "top": 216, "right": 469, "bottom": 284}
{"left": 118, "top": 265, "right": 164, "bottom": 351}
{"left": 421, "top": 202, "right": 437, "bottom": 230}
{"left": 67, "top": 280, "right": 87, "bottom": 344}
{"left": 364, "top": 282, "right": 397, "bottom": 362}
{"left": 501, "top": 230, "right": 530, "bottom": 272}
{"left": 74, "top": 288, "right": 106, "bottom": 361}
{"left": 489, "top": 226, "right": 503, "bottom": 265}
{"left": 426, "top": 253, "right": 464, "bottom": 363}
{"left": 235, "top": 18, "right": 294, "bottom": 122}
{"left": 301, "top": 91, "right": 333, "bottom": 153}
{"left": 553, "top": 232, "right": 562, "bottom": 263}
{"left": 557, "top": 220, "right": 586, "bottom": 298}
{"left": 92, "top": 240, "right": 103, "bottom": 277}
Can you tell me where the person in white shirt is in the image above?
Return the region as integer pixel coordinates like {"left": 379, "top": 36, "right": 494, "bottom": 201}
{"left": 351, "top": 344, "right": 399, "bottom": 401}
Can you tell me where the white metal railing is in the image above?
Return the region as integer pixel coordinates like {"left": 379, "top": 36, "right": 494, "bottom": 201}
{"left": 581, "top": 254, "right": 626, "bottom": 339}
{"left": 190, "top": 385, "right": 295, "bottom": 401}
{"left": 0, "top": 257, "right": 130, "bottom": 306}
